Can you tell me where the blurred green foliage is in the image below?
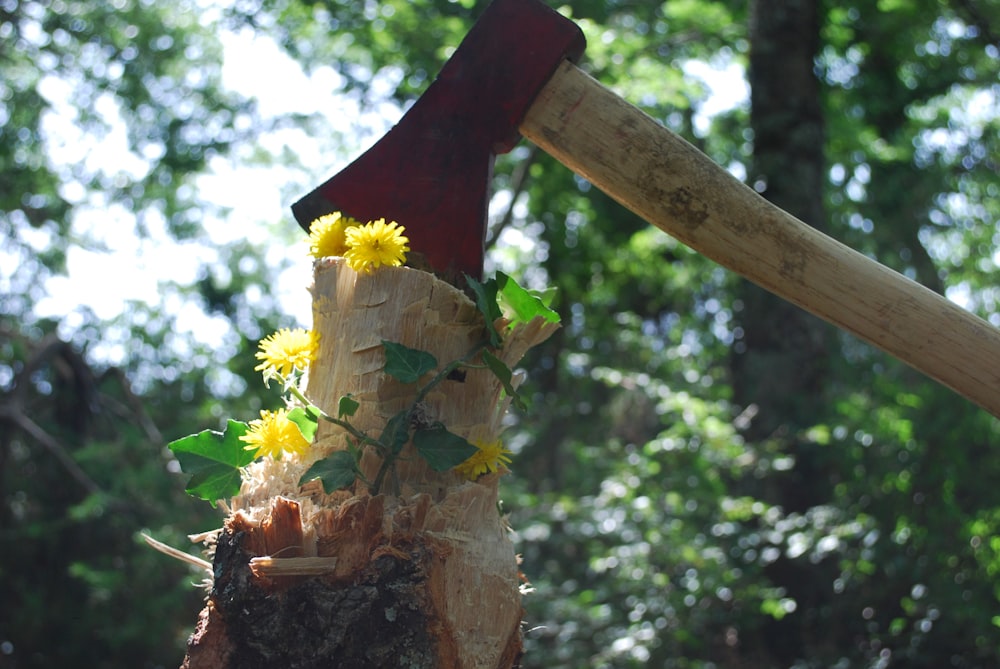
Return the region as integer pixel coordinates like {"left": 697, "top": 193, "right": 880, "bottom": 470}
{"left": 2, "top": 0, "right": 999, "bottom": 667}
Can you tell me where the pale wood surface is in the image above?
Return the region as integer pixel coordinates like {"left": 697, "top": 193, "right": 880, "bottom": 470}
{"left": 188, "top": 262, "right": 558, "bottom": 668}
{"left": 522, "top": 61, "right": 1000, "bottom": 417}
{"left": 304, "top": 259, "right": 557, "bottom": 668}
{"left": 306, "top": 258, "right": 558, "bottom": 487}
{"left": 223, "top": 260, "right": 557, "bottom": 668}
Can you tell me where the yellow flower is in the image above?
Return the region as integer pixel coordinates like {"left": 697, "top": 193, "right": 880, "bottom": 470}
{"left": 343, "top": 218, "right": 410, "bottom": 273}
{"left": 309, "top": 212, "right": 361, "bottom": 258}
{"left": 254, "top": 328, "right": 318, "bottom": 384}
{"left": 240, "top": 408, "right": 311, "bottom": 460}
{"left": 454, "top": 439, "right": 513, "bottom": 480}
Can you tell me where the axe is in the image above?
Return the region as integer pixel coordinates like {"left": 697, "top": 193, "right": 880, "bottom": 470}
{"left": 293, "top": 0, "right": 1000, "bottom": 418}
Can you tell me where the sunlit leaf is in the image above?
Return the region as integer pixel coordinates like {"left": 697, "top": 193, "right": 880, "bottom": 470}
{"left": 286, "top": 406, "right": 319, "bottom": 442}
{"left": 496, "top": 271, "right": 560, "bottom": 326}
{"left": 168, "top": 420, "right": 255, "bottom": 506}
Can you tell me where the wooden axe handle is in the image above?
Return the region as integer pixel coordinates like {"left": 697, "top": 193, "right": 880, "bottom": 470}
{"left": 521, "top": 61, "right": 1000, "bottom": 417}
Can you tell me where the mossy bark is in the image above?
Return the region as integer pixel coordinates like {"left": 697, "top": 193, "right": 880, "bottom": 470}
{"left": 182, "top": 259, "right": 556, "bottom": 668}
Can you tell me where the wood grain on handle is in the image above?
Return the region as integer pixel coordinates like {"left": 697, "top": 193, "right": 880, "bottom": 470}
{"left": 521, "top": 61, "right": 1000, "bottom": 417}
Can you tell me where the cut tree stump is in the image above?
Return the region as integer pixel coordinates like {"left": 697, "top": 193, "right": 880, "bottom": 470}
{"left": 182, "top": 259, "right": 557, "bottom": 669}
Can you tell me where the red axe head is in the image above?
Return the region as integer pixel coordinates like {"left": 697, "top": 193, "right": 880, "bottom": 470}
{"left": 291, "top": 0, "right": 585, "bottom": 281}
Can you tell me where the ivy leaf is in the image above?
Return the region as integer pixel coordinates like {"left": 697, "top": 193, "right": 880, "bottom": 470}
{"left": 482, "top": 349, "right": 526, "bottom": 411}
{"left": 299, "top": 450, "right": 357, "bottom": 493}
{"left": 286, "top": 406, "right": 319, "bottom": 442}
{"left": 338, "top": 395, "right": 360, "bottom": 418}
{"left": 382, "top": 340, "right": 437, "bottom": 384}
{"left": 168, "top": 420, "right": 255, "bottom": 506}
{"left": 497, "top": 271, "right": 560, "bottom": 326}
{"left": 413, "top": 425, "right": 478, "bottom": 471}
{"left": 465, "top": 274, "right": 502, "bottom": 347}
{"left": 380, "top": 411, "right": 411, "bottom": 455}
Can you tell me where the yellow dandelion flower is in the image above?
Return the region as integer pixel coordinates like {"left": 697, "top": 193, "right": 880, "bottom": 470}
{"left": 309, "top": 212, "right": 361, "bottom": 258}
{"left": 254, "top": 328, "right": 318, "bottom": 384}
{"left": 240, "top": 408, "right": 311, "bottom": 460}
{"left": 454, "top": 439, "right": 513, "bottom": 480}
{"left": 343, "top": 218, "right": 410, "bottom": 273}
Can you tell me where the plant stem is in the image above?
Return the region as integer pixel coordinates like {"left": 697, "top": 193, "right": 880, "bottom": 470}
{"left": 369, "top": 458, "right": 391, "bottom": 496}
{"left": 366, "top": 344, "right": 487, "bottom": 495}
{"left": 413, "top": 344, "right": 486, "bottom": 406}
{"left": 285, "top": 381, "right": 374, "bottom": 445}
{"left": 284, "top": 342, "right": 489, "bottom": 496}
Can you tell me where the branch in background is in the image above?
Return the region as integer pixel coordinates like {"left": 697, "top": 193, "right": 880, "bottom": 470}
{"left": 0, "top": 332, "right": 102, "bottom": 495}
{"left": 99, "top": 367, "right": 165, "bottom": 445}
{"left": 2, "top": 410, "right": 103, "bottom": 495}
{"left": 486, "top": 144, "right": 539, "bottom": 252}
{"left": 0, "top": 330, "right": 162, "bottom": 504}
{"left": 6, "top": 333, "right": 101, "bottom": 428}
{"left": 952, "top": 0, "right": 1000, "bottom": 50}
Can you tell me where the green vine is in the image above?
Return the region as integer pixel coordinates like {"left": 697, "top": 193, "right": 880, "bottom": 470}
{"left": 167, "top": 272, "right": 558, "bottom": 504}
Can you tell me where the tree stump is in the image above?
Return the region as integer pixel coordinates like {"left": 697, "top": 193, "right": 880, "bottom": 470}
{"left": 182, "top": 259, "right": 557, "bottom": 668}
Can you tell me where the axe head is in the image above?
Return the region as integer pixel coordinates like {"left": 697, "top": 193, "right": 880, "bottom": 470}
{"left": 292, "top": 0, "right": 585, "bottom": 281}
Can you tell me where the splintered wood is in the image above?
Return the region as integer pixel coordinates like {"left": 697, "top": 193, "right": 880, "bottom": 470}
{"left": 182, "top": 259, "right": 557, "bottom": 669}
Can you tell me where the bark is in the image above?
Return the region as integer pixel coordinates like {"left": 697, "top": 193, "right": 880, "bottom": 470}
{"left": 733, "top": 1, "right": 837, "bottom": 665}
{"left": 733, "top": 0, "right": 832, "bottom": 440}
{"left": 182, "top": 259, "right": 557, "bottom": 668}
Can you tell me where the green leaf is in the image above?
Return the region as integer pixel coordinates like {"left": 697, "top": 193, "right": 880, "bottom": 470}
{"left": 380, "top": 411, "right": 411, "bottom": 455}
{"left": 413, "top": 425, "right": 478, "bottom": 471}
{"left": 338, "top": 394, "right": 360, "bottom": 418}
{"left": 299, "top": 450, "right": 357, "bottom": 493}
{"left": 286, "top": 406, "right": 319, "bottom": 442}
{"left": 465, "top": 274, "right": 502, "bottom": 347}
{"left": 496, "top": 271, "right": 560, "bottom": 326}
{"left": 168, "top": 420, "right": 255, "bottom": 506}
{"left": 382, "top": 340, "right": 437, "bottom": 383}
{"left": 482, "top": 349, "right": 526, "bottom": 411}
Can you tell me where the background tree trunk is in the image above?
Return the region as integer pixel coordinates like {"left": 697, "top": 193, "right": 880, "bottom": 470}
{"left": 733, "top": 0, "right": 836, "bottom": 664}
{"left": 734, "top": 0, "right": 832, "bottom": 441}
